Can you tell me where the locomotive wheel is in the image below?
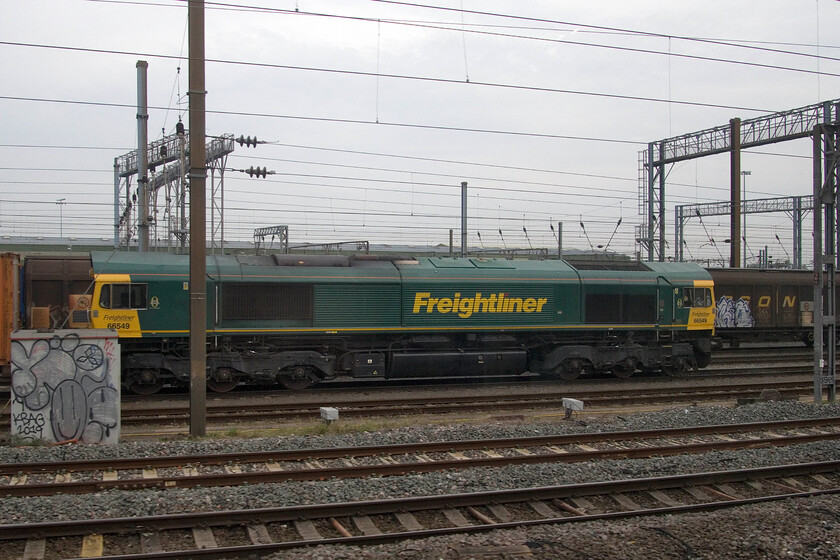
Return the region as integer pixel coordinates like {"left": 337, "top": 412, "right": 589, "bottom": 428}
{"left": 694, "top": 351, "right": 712, "bottom": 369}
{"left": 661, "top": 356, "right": 692, "bottom": 377}
{"left": 554, "top": 359, "right": 583, "bottom": 381}
{"left": 660, "top": 359, "right": 680, "bottom": 377}
{"left": 278, "top": 366, "right": 316, "bottom": 391}
{"left": 611, "top": 358, "right": 636, "bottom": 379}
{"left": 128, "top": 368, "right": 163, "bottom": 395}
{"left": 207, "top": 368, "right": 238, "bottom": 393}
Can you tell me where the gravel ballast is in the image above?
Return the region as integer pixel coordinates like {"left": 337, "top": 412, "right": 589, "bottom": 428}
{"left": 2, "top": 401, "right": 840, "bottom": 559}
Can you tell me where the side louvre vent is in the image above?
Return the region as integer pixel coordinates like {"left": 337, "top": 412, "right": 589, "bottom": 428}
{"left": 314, "top": 285, "right": 401, "bottom": 327}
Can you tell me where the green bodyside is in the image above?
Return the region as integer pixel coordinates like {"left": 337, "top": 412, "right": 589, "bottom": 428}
{"left": 90, "top": 252, "right": 712, "bottom": 335}
{"left": 398, "top": 257, "right": 581, "bottom": 328}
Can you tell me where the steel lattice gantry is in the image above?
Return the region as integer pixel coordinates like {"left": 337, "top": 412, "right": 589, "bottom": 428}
{"left": 638, "top": 98, "right": 840, "bottom": 264}
{"left": 253, "top": 225, "right": 289, "bottom": 254}
{"left": 113, "top": 131, "right": 234, "bottom": 252}
{"left": 675, "top": 195, "right": 810, "bottom": 268}
{"left": 639, "top": 99, "right": 840, "bottom": 404}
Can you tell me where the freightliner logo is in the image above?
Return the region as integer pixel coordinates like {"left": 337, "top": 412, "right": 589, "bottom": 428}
{"left": 412, "top": 292, "right": 548, "bottom": 319}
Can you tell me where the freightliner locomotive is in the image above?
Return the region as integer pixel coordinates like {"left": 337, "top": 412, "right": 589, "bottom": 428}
{"left": 4, "top": 252, "right": 716, "bottom": 394}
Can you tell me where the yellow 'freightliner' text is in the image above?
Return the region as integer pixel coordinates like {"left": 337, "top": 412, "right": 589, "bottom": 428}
{"left": 412, "top": 292, "right": 548, "bottom": 319}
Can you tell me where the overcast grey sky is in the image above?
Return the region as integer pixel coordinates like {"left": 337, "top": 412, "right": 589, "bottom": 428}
{"left": 1, "top": 0, "right": 838, "bottom": 263}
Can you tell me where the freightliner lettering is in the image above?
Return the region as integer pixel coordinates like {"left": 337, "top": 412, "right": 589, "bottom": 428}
{"left": 412, "top": 292, "right": 548, "bottom": 319}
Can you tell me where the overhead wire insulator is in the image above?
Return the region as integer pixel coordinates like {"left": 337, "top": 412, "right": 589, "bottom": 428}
{"left": 236, "top": 135, "right": 258, "bottom": 148}
{"left": 245, "top": 166, "right": 271, "bottom": 178}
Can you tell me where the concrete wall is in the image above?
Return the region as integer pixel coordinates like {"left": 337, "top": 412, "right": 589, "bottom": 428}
{"left": 10, "top": 329, "right": 120, "bottom": 444}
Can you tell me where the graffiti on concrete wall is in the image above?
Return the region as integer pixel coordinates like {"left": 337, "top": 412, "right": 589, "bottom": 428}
{"left": 10, "top": 330, "right": 120, "bottom": 444}
{"left": 714, "top": 296, "right": 755, "bottom": 328}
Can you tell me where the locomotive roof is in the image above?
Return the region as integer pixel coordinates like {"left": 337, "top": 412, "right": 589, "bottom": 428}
{"left": 91, "top": 251, "right": 710, "bottom": 283}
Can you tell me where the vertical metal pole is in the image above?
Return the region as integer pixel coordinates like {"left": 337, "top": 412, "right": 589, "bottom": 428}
{"left": 730, "top": 118, "right": 741, "bottom": 268}
{"left": 647, "top": 143, "right": 655, "bottom": 262}
{"left": 220, "top": 163, "right": 225, "bottom": 253}
{"left": 793, "top": 197, "right": 802, "bottom": 269}
{"left": 188, "top": 0, "right": 207, "bottom": 436}
{"left": 113, "top": 160, "right": 120, "bottom": 248}
{"left": 177, "top": 122, "right": 187, "bottom": 253}
{"left": 742, "top": 172, "right": 748, "bottom": 266}
{"left": 658, "top": 141, "right": 666, "bottom": 262}
{"left": 460, "top": 181, "right": 467, "bottom": 257}
{"left": 557, "top": 221, "right": 562, "bottom": 260}
{"left": 210, "top": 165, "right": 216, "bottom": 254}
{"left": 136, "top": 61, "right": 150, "bottom": 253}
{"left": 814, "top": 125, "right": 826, "bottom": 403}
{"left": 825, "top": 102, "right": 838, "bottom": 403}
{"left": 675, "top": 205, "right": 683, "bottom": 262}
{"left": 57, "top": 199, "right": 64, "bottom": 238}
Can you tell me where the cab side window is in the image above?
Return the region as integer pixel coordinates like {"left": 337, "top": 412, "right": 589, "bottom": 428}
{"left": 682, "top": 287, "right": 712, "bottom": 308}
{"left": 99, "top": 283, "right": 148, "bottom": 309}
{"left": 99, "top": 284, "right": 111, "bottom": 309}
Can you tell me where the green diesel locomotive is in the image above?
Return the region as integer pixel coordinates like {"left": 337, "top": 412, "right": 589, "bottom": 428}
{"left": 78, "top": 252, "right": 715, "bottom": 394}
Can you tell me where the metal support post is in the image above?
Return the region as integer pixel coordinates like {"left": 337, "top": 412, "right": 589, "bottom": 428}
{"left": 675, "top": 205, "right": 684, "bottom": 262}
{"left": 793, "top": 197, "right": 802, "bottom": 269}
{"left": 136, "top": 61, "right": 150, "bottom": 253}
{"left": 824, "top": 103, "right": 838, "bottom": 403}
{"left": 730, "top": 118, "right": 741, "bottom": 268}
{"left": 557, "top": 222, "right": 562, "bottom": 259}
{"left": 178, "top": 122, "right": 187, "bottom": 252}
{"left": 188, "top": 0, "right": 207, "bottom": 436}
{"left": 646, "top": 143, "right": 655, "bottom": 262}
{"left": 814, "top": 127, "right": 824, "bottom": 403}
{"left": 658, "top": 142, "right": 665, "bottom": 262}
{"left": 460, "top": 181, "right": 467, "bottom": 257}
{"left": 814, "top": 119, "right": 838, "bottom": 404}
{"left": 113, "top": 160, "right": 120, "bottom": 248}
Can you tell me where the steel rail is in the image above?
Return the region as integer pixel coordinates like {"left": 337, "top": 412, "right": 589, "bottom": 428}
{"left": 4, "top": 417, "right": 839, "bottom": 497}
{"left": 3, "top": 416, "right": 838, "bottom": 475}
{"left": 2, "top": 461, "right": 840, "bottom": 559}
{"left": 116, "top": 379, "right": 819, "bottom": 424}
{"left": 0, "top": 363, "right": 820, "bottom": 408}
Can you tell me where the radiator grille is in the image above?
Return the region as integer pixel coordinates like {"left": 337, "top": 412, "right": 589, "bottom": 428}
{"left": 222, "top": 283, "right": 312, "bottom": 321}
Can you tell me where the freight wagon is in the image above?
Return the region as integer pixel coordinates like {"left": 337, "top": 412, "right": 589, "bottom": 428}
{"left": 709, "top": 268, "right": 818, "bottom": 346}
{"left": 0, "top": 253, "right": 91, "bottom": 374}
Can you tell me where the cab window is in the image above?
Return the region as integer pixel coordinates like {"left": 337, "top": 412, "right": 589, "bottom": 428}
{"left": 99, "top": 283, "right": 148, "bottom": 309}
{"left": 682, "top": 287, "right": 712, "bottom": 308}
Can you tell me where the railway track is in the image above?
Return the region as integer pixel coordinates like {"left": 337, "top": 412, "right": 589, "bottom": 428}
{"left": 0, "top": 344, "right": 818, "bottom": 397}
{"left": 3, "top": 417, "right": 840, "bottom": 498}
{"left": 0, "top": 348, "right": 824, "bottom": 437}
{"left": 3, "top": 460, "right": 839, "bottom": 559}
{"left": 111, "top": 376, "right": 823, "bottom": 427}
{"left": 0, "top": 372, "right": 824, "bottom": 436}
